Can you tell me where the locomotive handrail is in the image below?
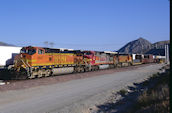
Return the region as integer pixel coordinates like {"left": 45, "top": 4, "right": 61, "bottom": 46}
{"left": 20, "top": 54, "right": 31, "bottom": 68}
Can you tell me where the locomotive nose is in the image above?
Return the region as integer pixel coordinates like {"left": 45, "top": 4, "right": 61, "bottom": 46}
{"left": 84, "top": 55, "right": 90, "bottom": 58}
{"left": 14, "top": 53, "right": 28, "bottom": 69}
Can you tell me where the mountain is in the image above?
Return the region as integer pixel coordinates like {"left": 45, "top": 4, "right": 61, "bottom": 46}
{"left": 118, "top": 38, "right": 170, "bottom": 55}
{"left": 146, "top": 40, "right": 170, "bottom": 56}
{"left": 0, "top": 42, "right": 15, "bottom": 46}
{"left": 118, "top": 38, "right": 152, "bottom": 54}
{"left": 145, "top": 49, "right": 165, "bottom": 56}
{"left": 151, "top": 40, "right": 170, "bottom": 49}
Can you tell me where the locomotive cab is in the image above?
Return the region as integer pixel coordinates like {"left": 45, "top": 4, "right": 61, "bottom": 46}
{"left": 14, "top": 46, "right": 41, "bottom": 69}
{"left": 83, "top": 51, "right": 94, "bottom": 65}
{"left": 13, "top": 47, "right": 47, "bottom": 77}
{"left": 21, "top": 47, "right": 37, "bottom": 55}
{"left": 17, "top": 46, "right": 45, "bottom": 67}
{"left": 84, "top": 51, "right": 93, "bottom": 58}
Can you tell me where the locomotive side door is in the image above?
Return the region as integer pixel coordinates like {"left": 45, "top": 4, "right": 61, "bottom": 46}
{"left": 37, "top": 48, "right": 45, "bottom": 66}
{"left": 37, "top": 48, "right": 54, "bottom": 66}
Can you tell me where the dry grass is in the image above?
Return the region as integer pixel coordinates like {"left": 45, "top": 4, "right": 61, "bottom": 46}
{"left": 88, "top": 66, "right": 170, "bottom": 113}
{"left": 119, "top": 89, "right": 128, "bottom": 96}
{"left": 133, "top": 70, "right": 170, "bottom": 113}
{"left": 136, "top": 85, "right": 169, "bottom": 113}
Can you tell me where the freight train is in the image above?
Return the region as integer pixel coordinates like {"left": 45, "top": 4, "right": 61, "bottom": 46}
{"left": 1, "top": 46, "right": 155, "bottom": 79}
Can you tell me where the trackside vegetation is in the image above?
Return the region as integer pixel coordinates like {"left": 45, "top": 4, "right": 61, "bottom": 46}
{"left": 133, "top": 68, "right": 169, "bottom": 113}
{"left": 94, "top": 65, "right": 169, "bottom": 113}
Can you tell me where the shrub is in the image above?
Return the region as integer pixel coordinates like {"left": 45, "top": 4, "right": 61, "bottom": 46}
{"left": 119, "top": 89, "right": 128, "bottom": 96}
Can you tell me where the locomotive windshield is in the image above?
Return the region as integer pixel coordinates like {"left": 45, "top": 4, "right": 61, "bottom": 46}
{"left": 84, "top": 51, "right": 92, "bottom": 55}
{"left": 21, "top": 48, "right": 36, "bottom": 55}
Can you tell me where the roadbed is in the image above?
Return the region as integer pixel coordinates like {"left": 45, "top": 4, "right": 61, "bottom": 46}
{"left": 0, "top": 64, "right": 152, "bottom": 91}
{"left": 0, "top": 64, "right": 164, "bottom": 113}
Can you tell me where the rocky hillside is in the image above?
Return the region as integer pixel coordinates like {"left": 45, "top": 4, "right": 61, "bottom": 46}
{"left": 145, "top": 40, "right": 170, "bottom": 56}
{"left": 0, "top": 42, "right": 15, "bottom": 46}
{"left": 151, "top": 40, "right": 170, "bottom": 49}
{"left": 118, "top": 38, "right": 169, "bottom": 54}
{"left": 118, "top": 38, "right": 152, "bottom": 54}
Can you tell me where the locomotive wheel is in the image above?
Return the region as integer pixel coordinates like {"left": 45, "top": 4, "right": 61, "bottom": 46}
{"left": 37, "top": 70, "right": 43, "bottom": 78}
{"left": 74, "top": 67, "right": 80, "bottom": 73}
{"left": 80, "top": 67, "right": 84, "bottom": 72}
{"left": 78, "top": 67, "right": 81, "bottom": 73}
{"left": 28, "top": 70, "right": 39, "bottom": 79}
{"left": 84, "top": 67, "right": 89, "bottom": 72}
{"left": 93, "top": 66, "right": 96, "bottom": 71}
{"left": 45, "top": 69, "right": 51, "bottom": 77}
{"left": 110, "top": 65, "right": 114, "bottom": 68}
{"left": 92, "top": 66, "right": 97, "bottom": 71}
{"left": 128, "top": 63, "right": 131, "bottom": 66}
{"left": 120, "top": 63, "right": 122, "bottom": 67}
{"left": 91, "top": 66, "right": 94, "bottom": 71}
{"left": 96, "top": 66, "right": 99, "bottom": 70}
{"left": 28, "top": 74, "right": 36, "bottom": 79}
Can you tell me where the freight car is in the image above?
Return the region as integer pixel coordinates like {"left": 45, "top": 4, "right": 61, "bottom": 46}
{"left": 153, "top": 55, "right": 166, "bottom": 63}
{"left": 142, "top": 54, "right": 154, "bottom": 64}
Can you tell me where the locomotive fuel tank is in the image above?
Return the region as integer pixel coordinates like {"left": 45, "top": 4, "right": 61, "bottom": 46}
{"left": 52, "top": 67, "right": 74, "bottom": 75}
{"left": 98, "top": 64, "right": 109, "bottom": 69}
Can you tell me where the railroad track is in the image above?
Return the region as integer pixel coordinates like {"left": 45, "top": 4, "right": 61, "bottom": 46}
{"left": 0, "top": 63, "right": 156, "bottom": 91}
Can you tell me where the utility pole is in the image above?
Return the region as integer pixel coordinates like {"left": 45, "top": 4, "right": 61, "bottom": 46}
{"left": 167, "top": 44, "right": 170, "bottom": 64}
{"left": 165, "top": 44, "right": 170, "bottom": 64}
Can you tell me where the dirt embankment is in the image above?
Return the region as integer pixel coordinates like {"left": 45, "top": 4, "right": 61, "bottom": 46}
{"left": 90, "top": 65, "right": 169, "bottom": 113}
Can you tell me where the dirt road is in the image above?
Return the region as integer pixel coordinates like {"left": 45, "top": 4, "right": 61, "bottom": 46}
{"left": 0, "top": 64, "right": 164, "bottom": 113}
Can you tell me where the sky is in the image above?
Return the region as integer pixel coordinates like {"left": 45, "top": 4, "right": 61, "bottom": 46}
{"left": 0, "top": 0, "right": 170, "bottom": 51}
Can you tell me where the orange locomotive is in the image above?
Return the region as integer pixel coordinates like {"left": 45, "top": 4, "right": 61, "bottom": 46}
{"left": 13, "top": 46, "right": 84, "bottom": 79}
{"left": 117, "top": 54, "right": 132, "bottom": 67}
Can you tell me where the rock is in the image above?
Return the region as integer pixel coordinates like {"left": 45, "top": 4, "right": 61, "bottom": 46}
{"left": 6, "top": 82, "right": 10, "bottom": 85}
{"left": 0, "top": 80, "right": 5, "bottom": 85}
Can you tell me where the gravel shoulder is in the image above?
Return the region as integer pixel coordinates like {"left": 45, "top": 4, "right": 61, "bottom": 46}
{"left": 0, "top": 64, "right": 151, "bottom": 91}
{"left": 0, "top": 64, "right": 164, "bottom": 113}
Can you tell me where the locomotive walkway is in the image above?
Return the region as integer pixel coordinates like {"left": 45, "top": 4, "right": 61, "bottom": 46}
{"left": 0, "top": 64, "right": 164, "bottom": 113}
